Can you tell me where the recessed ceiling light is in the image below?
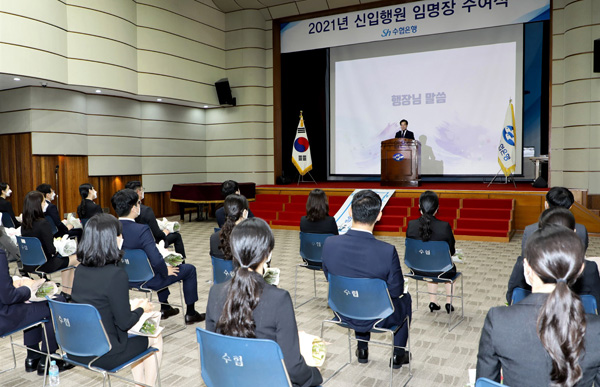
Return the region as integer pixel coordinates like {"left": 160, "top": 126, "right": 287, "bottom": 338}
{"left": 204, "top": 105, "right": 208, "bottom": 108}
{"left": 95, "top": 89, "right": 101, "bottom": 93}
{"left": 157, "top": 98, "right": 162, "bottom": 102}
{"left": 13, "top": 77, "right": 20, "bottom": 81}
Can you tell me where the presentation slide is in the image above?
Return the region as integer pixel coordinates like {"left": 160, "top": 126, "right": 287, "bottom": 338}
{"left": 329, "top": 27, "right": 522, "bottom": 177}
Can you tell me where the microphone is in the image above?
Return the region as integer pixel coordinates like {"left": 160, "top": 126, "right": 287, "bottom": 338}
{"left": 55, "top": 165, "right": 59, "bottom": 173}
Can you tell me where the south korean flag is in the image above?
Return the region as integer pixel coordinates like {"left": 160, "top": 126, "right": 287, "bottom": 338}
{"left": 292, "top": 112, "right": 312, "bottom": 176}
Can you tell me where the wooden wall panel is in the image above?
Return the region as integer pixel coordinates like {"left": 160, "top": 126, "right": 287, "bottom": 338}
{"left": 0, "top": 133, "right": 33, "bottom": 215}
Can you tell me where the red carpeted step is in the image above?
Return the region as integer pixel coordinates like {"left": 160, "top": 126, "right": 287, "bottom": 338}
{"left": 276, "top": 211, "right": 304, "bottom": 221}
{"left": 250, "top": 202, "right": 284, "bottom": 212}
{"left": 271, "top": 219, "right": 300, "bottom": 227}
{"left": 459, "top": 208, "right": 512, "bottom": 220}
{"left": 284, "top": 203, "right": 306, "bottom": 212}
{"left": 439, "top": 198, "right": 461, "bottom": 208}
{"left": 378, "top": 215, "right": 405, "bottom": 226}
{"left": 255, "top": 194, "right": 290, "bottom": 203}
{"left": 382, "top": 206, "right": 410, "bottom": 216}
{"left": 462, "top": 198, "right": 513, "bottom": 209}
{"left": 387, "top": 197, "right": 413, "bottom": 207}
{"left": 455, "top": 218, "right": 509, "bottom": 231}
{"left": 328, "top": 196, "right": 347, "bottom": 205}
{"left": 374, "top": 224, "right": 401, "bottom": 232}
{"left": 250, "top": 209, "right": 278, "bottom": 221}
{"left": 290, "top": 195, "right": 309, "bottom": 203}
{"left": 454, "top": 228, "right": 509, "bottom": 237}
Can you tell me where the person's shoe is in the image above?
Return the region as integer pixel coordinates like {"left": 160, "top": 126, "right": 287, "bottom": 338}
{"left": 59, "top": 292, "right": 72, "bottom": 303}
{"left": 37, "top": 358, "right": 75, "bottom": 376}
{"left": 160, "top": 307, "right": 180, "bottom": 320}
{"left": 390, "top": 351, "right": 411, "bottom": 369}
{"left": 356, "top": 348, "right": 369, "bottom": 364}
{"left": 25, "top": 357, "right": 41, "bottom": 373}
{"left": 429, "top": 302, "right": 441, "bottom": 312}
{"left": 185, "top": 311, "right": 206, "bottom": 325}
{"left": 445, "top": 303, "right": 455, "bottom": 314}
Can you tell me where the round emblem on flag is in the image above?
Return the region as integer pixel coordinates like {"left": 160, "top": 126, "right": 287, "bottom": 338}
{"left": 393, "top": 153, "right": 404, "bottom": 161}
{"left": 294, "top": 137, "right": 310, "bottom": 152}
{"left": 503, "top": 125, "right": 515, "bottom": 146}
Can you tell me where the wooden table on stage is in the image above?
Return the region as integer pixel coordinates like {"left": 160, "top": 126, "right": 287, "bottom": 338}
{"left": 170, "top": 183, "right": 256, "bottom": 221}
{"left": 380, "top": 138, "right": 421, "bottom": 187}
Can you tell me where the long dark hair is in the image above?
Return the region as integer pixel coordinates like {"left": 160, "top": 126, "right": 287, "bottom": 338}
{"left": 526, "top": 224, "right": 586, "bottom": 386}
{"left": 418, "top": 191, "right": 439, "bottom": 241}
{"left": 216, "top": 218, "right": 274, "bottom": 338}
{"left": 77, "top": 183, "right": 94, "bottom": 218}
{"left": 219, "top": 194, "right": 249, "bottom": 261}
{"left": 22, "top": 191, "right": 45, "bottom": 230}
{"left": 306, "top": 189, "right": 329, "bottom": 222}
{"left": 77, "top": 213, "right": 123, "bottom": 267}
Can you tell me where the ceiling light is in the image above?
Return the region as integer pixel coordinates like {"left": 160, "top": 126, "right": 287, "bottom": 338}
{"left": 157, "top": 98, "right": 162, "bottom": 102}
{"left": 13, "top": 77, "right": 20, "bottom": 81}
{"left": 204, "top": 105, "right": 208, "bottom": 108}
{"left": 95, "top": 89, "right": 101, "bottom": 93}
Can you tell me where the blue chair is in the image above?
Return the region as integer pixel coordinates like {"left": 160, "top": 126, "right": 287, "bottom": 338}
{"left": 475, "top": 377, "right": 504, "bottom": 386}
{"left": 213, "top": 227, "right": 221, "bottom": 233}
{"left": 46, "top": 298, "right": 161, "bottom": 387}
{"left": 1, "top": 212, "right": 15, "bottom": 228}
{"left": 196, "top": 327, "right": 292, "bottom": 387}
{"left": 321, "top": 274, "right": 412, "bottom": 387}
{"left": 122, "top": 249, "right": 185, "bottom": 336}
{"left": 80, "top": 218, "right": 89, "bottom": 228}
{"left": 17, "top": 236, "right": 74, "bottom": 280}
{"left": 211, "top": 256, "right": 235, "bottom": 284}
{"left": 510, "top": 287, "right": 530, "bottom": 305}
{"left": 0, "top": 319, "right": 50, "bottom": 385}
{"left": 294, "top": 232, "right": 334, "bottom": 308}
{"left": 581, "top": 294, "right": 598, "bottom": 314}
{"left": 45, "top": 216, "right": 59, "bottom": 235}
{"left": 404, "top": 238, "right": 464, "bottom": 331}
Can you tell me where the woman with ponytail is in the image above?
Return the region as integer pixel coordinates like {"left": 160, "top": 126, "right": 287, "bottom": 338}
{"left": 406, "top": 190, "right": 456, "bottom": 313}
{"left": 76, "top": 183, "right": 102, "bottom": 221}
{"left": 477, "top": 224, "right": 600, "bottom": 386}
{"left": 209, "top": 194, "right": 248, "bottom": 260}
{"left": 206, "top": 218, "right": 323, "bottom": 387}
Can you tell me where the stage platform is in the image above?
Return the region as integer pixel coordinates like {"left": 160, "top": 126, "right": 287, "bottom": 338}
{"left": 254, "top": 181, "right": 600, "bottom": 241}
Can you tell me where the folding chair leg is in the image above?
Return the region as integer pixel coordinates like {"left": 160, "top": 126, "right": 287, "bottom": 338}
{"left": 294, "top": 265, "right": 299, "bottom": 307}
{"left": 0, "top": 335, "right": 17, "bottom": 374}
{"left": 447, "top": 275, "right": 465, "bottom": 332}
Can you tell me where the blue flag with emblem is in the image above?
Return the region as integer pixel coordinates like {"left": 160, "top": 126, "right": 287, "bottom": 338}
{"left": 292, "top": 111, "right": 312, "bottom": 176}
{"left": 497, "top": 100, "right": 516, "bottom": 177}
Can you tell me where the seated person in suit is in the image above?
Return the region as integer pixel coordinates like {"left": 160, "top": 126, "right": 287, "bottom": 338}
{"left": 206, "top": 218, "right": 323, "bottom": 387}
{"left": 406, "top": 190, "right": 456, "bottom": 313}
{"left": 0, "top": 241, "right": 74, "bottom": 376}
{"left": 71, "top": 214, "right": 162, "bottom": 386}
{"left": 522, "top": 186, "right": 588, "bottom": 255}
{"left": 394, "top": 119, "right": 415, "bottom": 140}
{"left": 20, "top": 191, "right": 78, "bottom": 296}
{"left": 210, "top": 194, "right": 248, "bottom": 260}
{"left": 76, "top": 183, "right": 103, "bottom": 221}
{"left": 111, "top": 189, "right": 204, "bottom": 324}
{"left": 215, "top": 180, "right": 254, "bottom": 228}
{"left": 125, "top": 181, "right": 186, "bottom": 259}
{"left": 0, "top": 182, "right": 21, "bottom": 227}
{"left": 506, "top": 207, "right": 600, "bottom": 306}
{"left": 36, "top": 184, "right": 82, "bottom": 241}
{"left": 300, "top": 189, "right": 339, "bottom": 235}
{"left": 322, "top": 190, "right": 412, "bottom": 368}
{"left": 477, "top": 224, "right": 600, "bottom": 386}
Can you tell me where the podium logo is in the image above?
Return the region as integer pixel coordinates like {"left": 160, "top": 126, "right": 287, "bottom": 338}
{"left": 393, "top": 153, "right": 404, "bottom": 161}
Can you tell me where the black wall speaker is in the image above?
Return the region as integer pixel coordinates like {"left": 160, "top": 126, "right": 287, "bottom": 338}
{"left": 595, "top": 39, "right": 600, "bottom": 73}
{"left": 215, "top": 78, "right": 236, "bottom": 106}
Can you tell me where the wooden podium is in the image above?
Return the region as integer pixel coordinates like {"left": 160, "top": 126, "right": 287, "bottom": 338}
{"left": 380, "top": 139, "right": 421, "bottom": 187}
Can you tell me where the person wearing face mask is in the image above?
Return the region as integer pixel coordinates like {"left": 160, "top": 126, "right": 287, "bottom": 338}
{"left": 36, "top": 184, "right": 83, "bottom": 241}
{"left": 0, "top": 182, "right": 21, "bottom": 228}
{"left": 505, "top": 207, "right": 600, "bottom": 306}
{"left": 20, "top": 191, "right": 79, "bottom": 296}
{"left": 206, "top": 217, "right": 323, "bottom": 387}
{"left": 210, "top": 194, "right": 249, "bottom": 260}
{"left": 111, "top": 189, "right": 205, "bottom": 324}
{"left": 76, "top": 183, "right": 102, "bottom": 222}
{"left": 125, "top": 181, "right": 186, "bottom": 259}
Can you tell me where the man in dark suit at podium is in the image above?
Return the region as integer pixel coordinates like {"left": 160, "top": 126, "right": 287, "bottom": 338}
{"left": 394, "top": 119, "right": 415, "bottom": 140}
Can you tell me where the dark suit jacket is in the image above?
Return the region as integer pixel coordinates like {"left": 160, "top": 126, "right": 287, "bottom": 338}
{"left": 300, "top": 216, "right": 339, "bottom": 235}
{"left": 0, "top": 197, "right": 20, "bottom": 227}
{"left": 72, "top": 264, "right": 145, "bottom": 358}
{"left": 477, "top": 293, "right": 600, "bottom": 386}
{"left": 120, "top": 219, "right": 168, "bottom": 279}
{"left": 506, "top": 256, "right": 600, "bottom": 306}
{"left": 21, "top": 218, "right": 58, "bottom": 259}
{"left": 136, "top": 204, "right": 167, "bottom": 244}
{"left": 45, "top": 200, "right": 69, "bottom": 237}
{"left": 322, "top": 229, "right": 409, "bottom": 331}
{"left": 394, "top": 129, "right": 415, "bottom": 140}
{"left": 209, "top": 230, "right": 225, "bottom": 259}
{"left": 0, "top": 251, "right": 32, "bottom": 335}
{"left": 206, "top": 273, "right": 322, "bottom": 387}
{"left": 77, "top": 199, "right": 102, "bottom": 220}
{"left": 215, "top": 207, "right": 255, "bottom": 228}
{"left": 406, "top": 217, "right": 456, "bottom": 256}
{"left": 522, "top": 221, "right": 588, "bottom": 255}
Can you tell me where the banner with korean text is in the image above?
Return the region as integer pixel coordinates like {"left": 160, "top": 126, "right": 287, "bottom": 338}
{"left": 280, "top": 0, "right": 549, "bottom": 53}
{"left": 334, "top": 189, "right": 395, "bottom": 235}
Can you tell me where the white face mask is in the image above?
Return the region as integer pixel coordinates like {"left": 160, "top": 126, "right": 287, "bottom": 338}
{"left": 117, "top": 236, "right": 124, "bottom": 250}
{"left": 91, "top": 189, "right": 97, "bottom": 200}
{"left": 42, "top": 202, "right": 48, "bottom": 213}
{"left": 50, "top": 192, "right": 56, "bottom": 201}
{"left": 5, "top": 189, "right": 11, "bottom": 197}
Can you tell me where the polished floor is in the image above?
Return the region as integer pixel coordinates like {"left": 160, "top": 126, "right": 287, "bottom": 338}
{"left": 2, "top": 217, "right": 599, "bottom": 386}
